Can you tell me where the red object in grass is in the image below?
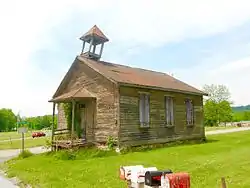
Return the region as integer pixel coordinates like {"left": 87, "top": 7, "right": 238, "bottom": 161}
{"left": 32, "top": 131, "right": 46, "bottom": 138}
{"left": 165, "top": 172, "right": 190, "bottom": 188}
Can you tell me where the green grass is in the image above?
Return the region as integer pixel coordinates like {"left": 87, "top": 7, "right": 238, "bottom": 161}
{"left": 0, "top": 131, "right": 33, "bottom": 141}
{"left": 205, "top": 126, "right": 238, "bottom": 131}
{"left": 3, "top": 131, "right": 250, "bottom": 188}
{"left": 0, "top": 137, "right": 48, "bottom": 150}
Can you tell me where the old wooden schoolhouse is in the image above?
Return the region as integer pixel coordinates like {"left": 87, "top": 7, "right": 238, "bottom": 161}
{"left": 49, "top": 25, "right": 207, "bottom": 148}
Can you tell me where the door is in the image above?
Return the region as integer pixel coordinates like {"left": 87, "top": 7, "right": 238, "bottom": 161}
{"left": 79, "top": 104, "right": 86, "bottom": 140}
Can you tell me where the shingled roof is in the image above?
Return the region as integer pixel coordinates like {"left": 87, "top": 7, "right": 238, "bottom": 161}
{"left": 50, "top": 87, "right": 95, "bottom": 102}
{"left": 80, "top": 25, "right": 109, "bottom": 42}
{"left": 77, "top": 56, "right": 207, "bottom": 96}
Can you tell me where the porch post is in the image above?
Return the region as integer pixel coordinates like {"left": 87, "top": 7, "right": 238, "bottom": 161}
{"left": 51, "top": 102, "right": 56, "bottom": 151}
{"left": 71, "top": 100, "right": 76, "bottom": 146}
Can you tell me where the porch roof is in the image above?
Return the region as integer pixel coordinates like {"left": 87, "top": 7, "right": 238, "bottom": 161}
{"left": 49, "top": 88, "right": 95, "bottom": 103}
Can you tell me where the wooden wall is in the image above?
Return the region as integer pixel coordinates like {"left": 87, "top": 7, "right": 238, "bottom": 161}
{"left": 119, "top": 86, "right": 205, "bottom": 146}
{"left": 56, "top": 58, "right": 119, "bottom": 143}
{"left": 57, "top": 103, "right": 67, "bottom": 130}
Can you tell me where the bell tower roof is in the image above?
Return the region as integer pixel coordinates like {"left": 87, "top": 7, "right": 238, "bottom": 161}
{"left": 79, "top": 25, "right": 109, "bottom": 61}
{"left": 80, "top": 25, "right": 109, "bottom": 45}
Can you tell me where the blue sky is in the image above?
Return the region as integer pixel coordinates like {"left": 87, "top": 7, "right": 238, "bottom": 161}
{"left": 1, "top": 0, "right": 250, "bottom": 116}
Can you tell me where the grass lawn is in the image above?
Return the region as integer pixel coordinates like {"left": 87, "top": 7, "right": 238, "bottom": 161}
{"left": 205, "top": 126, "right": 238, "bottom": 132}
{"left": 3, "top": 131, "right": 250, "bottom": 188}
{"left": 0, "top": 131, "right": 33, "bottom": 141}
{"left": 0, "top": 137, "right": 48, "bottom": 150}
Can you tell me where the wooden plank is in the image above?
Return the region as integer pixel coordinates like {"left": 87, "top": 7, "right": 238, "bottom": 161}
{"left": 119, "top": 134, "right": 204, "bottom": 146}
{"left": 119, "top": 86, "right": 204, "bottom": 146}
{"left": 56, "top": 59, "right": 120, "bottom": 144}
{"left": 221, "top": 177, "right": 227, "bottom": 188}
{"left": 71, "top": 101, "right": 76, "bottom": 145}
{"left": 54, "top": 129, "right": 70, "bottom": 135}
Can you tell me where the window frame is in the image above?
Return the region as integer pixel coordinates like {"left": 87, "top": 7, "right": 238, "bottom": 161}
{"left": 165, "top": 95, "right": 174, "bottom": 127}
{"left": 139, "top": 92, "right": 150, "bottom": 127}
{"left": 185, "top": 98, "right": 194, "bottom": 126}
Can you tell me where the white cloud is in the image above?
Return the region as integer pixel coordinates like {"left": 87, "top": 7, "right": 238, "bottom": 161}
{"left": 0, "top": 0, "right": 250, "bottom": 116}
{"left": 211, "top": 57, "right": 250, "bottom": 74}
{"left": 172, "top": 56, "right": 250, "bottom": 106}
{"left": 108, "top": 0, "right": 250, "bottom": 46}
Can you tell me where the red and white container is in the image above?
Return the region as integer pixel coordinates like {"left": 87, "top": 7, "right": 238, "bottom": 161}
{"left": 161, "top": 172, "right": 190, "bottom": 188}
{"left": 119, "top": 165, "right": 144, "bottom": 180}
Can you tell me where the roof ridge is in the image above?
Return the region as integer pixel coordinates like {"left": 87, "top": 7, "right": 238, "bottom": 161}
{"left": 77, "top": 56, "right": 206, "bottom": 95}
{"left": 99, "top": 60, "right": 170, "bottom": 76}
{"left": 77, "top": 56, "right": 117, "bottom": 84}
{"left": 97, "top": 60, "right": 204, "bottom": 93}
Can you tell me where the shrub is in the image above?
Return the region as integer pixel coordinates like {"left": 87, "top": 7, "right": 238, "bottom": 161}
{"left": 44, "top": 139, "right": 52, "bottom": 149}
{"left": 53, "top": 148, "right": 117, "bottom": 160}
{"left": 18, "top": 150, "right": 33, "bottom": 159}
{"left": 54, "top": 150, "right": 76, "bottom": 160}
{"left": 63, "top": 103, "right": 72, "bottom": 130}
{"left": 106, "top": 136, "right": 116, "bottom": 150}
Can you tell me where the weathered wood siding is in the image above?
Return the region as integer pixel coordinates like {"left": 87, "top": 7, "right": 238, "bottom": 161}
{"left": 57, "top": 59, "right": 119, "bottom": 143}
{"left": 119, "top": 86, "right": 204, "bottom": 146}
{"left": 57, "top": 103, "right": 67, "bottom": 129}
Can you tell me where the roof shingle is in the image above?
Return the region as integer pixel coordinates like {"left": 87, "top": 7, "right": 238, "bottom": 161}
{"left": 78, "top": 56, "right": 206, "bottom": 96}
{"left": 49, "top": 87, "right": 95, "bottom": 102}
{"left": 80, "top": 25, "right": 109, "bottom": 42}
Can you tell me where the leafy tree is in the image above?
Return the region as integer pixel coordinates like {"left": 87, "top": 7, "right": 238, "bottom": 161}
{"left": 204, "top": 100, "right": 218, "bottom": 126}
{"left": 203, "top": 84, "right": 231, "bottom": 103}
{"left": 203, "top": 84, "right": 233, "bottom": 126}
{"left": 0, "top": 108, "right": 17, "bottom": 131}
{"left": 217, "top": 100, "right": 233, "bottom": 124}
{"left": 243, "top": 111, "right": 250, "bottom": 121}
{"left": 0, "top": 107, "right": 57, "bottom": 131}
{"left": 25, "top": 115, "right": 57, "bottom": 130}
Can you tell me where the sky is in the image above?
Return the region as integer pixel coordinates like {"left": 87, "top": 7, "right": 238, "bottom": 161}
{"left": 0, "top": 0, "right": 250, "bottom": 117}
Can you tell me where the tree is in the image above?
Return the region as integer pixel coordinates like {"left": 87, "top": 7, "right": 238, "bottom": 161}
{"left": 203, "top": 84, "right": 231, "bottom": 103}
{"left": 0, "top": 108, "right": 17, "bottom": 131}
{"left": 243, "top": 111, "right": 250, "bottom": 121}
{"left": 0, "top": 107, "right": 57, "bottom": 131}
{"left": 25, "top": 115, "right": 57, "bottom": 130}
{"left": 203, "top": 84, "right": 233, "bottom": 126}
{"left": 217, "top": 100, "right": 233, "bottom": 124}
{"left": 204, "top": 100, "right": 218, "bottom": 126}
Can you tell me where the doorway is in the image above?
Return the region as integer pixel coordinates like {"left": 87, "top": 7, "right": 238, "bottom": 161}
{"left": 79, "top": 103, "right": 86, "bottom": 140}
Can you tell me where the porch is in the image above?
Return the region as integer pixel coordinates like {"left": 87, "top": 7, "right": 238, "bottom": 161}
{"left": 49, "top": 88, "right": 96, "bottom": 150}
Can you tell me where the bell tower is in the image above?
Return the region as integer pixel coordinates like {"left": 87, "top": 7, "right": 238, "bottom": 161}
{"left": 80, "top": 25, "right": 109, "bottom": 60}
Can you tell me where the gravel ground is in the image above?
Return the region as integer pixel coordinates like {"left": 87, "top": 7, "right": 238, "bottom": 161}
{"left": 205, "top": 127, "right": 250, "bottom": 135}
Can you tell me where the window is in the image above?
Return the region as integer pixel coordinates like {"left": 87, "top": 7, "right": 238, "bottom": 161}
{"left": 165, "top": 96, "right": 174, "bottom": 126}
{"left": 185, "top": 99, "right": 194, "bottom": 125}
{"left": 139, "top": 93, "right": 150, "bottom": 127}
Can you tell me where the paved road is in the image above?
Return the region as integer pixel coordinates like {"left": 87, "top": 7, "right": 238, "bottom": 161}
{"left": 0, "top": 175, "right": 19, "bottom": 188}
{"left": 205, "top": 127, "right": 250, "bottom": 135}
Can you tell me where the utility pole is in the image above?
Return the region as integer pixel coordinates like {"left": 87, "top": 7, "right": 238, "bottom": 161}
{"left": 16, "top": 110, "right": 21, "bottom": 131}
